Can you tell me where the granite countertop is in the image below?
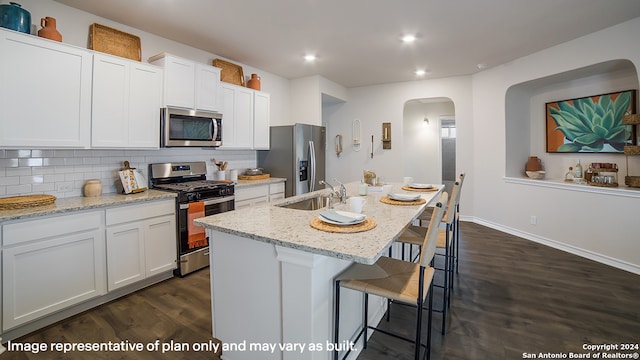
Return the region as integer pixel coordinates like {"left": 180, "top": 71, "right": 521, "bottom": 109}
{"left": 195, "top": 182, "right": 444, "bottom": 264}
{"left": 0, "top": 190, "right": 177, "bottom": 222}
{"left": 235, "top": 177, "right": 286, "bottom": 188}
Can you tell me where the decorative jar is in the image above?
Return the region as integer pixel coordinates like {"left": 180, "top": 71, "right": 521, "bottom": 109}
{"left": 247, "top": 73, "right": 261, "bottom": 90}
{"left": 37, "top": 16, "right": 62, "bottom": 42}
{"left": 83, "top": 179, "right": 102, "bottom": 197}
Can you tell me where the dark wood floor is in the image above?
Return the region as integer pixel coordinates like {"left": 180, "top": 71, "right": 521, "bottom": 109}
{"left": 4, "top": 222, "right": 640, "bottom": 359}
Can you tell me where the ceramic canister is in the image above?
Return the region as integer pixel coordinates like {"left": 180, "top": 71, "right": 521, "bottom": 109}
{"left": 0, "top": 2, "right": 31, "bottom": 34}
{"left": 37, "top": 16, "right": 62, "bottom": 42}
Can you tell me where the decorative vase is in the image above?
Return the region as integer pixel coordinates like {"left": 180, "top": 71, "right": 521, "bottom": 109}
{"left": 37, "top": 16, "right": 62, "bottom": 42}
{"left": 247, "top": 73, "right": 261, "bottom": 90}
{"left": 0, "top": 2, "right": 31, "bottom": 34}
{"left": 525, "top": 156, "right": 542, "bottom": 171}
{"left": 83, "top": 179, "right": 102, "bottom": 197}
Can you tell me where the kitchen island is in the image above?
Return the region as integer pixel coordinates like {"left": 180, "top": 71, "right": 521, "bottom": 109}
{"left": 194, "top": 182, "right": 443, "bottom": 360}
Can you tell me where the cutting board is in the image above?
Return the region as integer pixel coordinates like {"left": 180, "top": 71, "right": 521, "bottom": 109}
{"left": 238, "top": 174, "right": 270, "bottom": 180}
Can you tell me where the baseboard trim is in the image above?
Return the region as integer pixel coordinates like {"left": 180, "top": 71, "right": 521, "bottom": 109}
{"left": 470, "top": 217, "right": 640, "bottom": 275}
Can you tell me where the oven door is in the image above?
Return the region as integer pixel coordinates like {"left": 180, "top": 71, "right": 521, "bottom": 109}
{"left": 162, "top": 107, "right": 222, "bottom": 147}
{"left": 176, "top": 195, "right": 234, "bottom": 276}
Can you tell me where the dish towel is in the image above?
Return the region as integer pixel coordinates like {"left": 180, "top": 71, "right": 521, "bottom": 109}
{"left": 187, "top": 201, "right": 207, "bottom": 249}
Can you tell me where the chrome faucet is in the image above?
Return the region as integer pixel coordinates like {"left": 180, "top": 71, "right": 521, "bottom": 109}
{"left": 319, "top": 179, "right": 347, "bottom": 205}
{"left": 333, "top": 178, "right": 348, "bottom": 204}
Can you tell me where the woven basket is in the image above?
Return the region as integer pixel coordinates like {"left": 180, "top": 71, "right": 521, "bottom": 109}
{"left": 625, "top": 176, "right": 640, "bottom": 188}
{"left": 89, "top": 23, "right": 141, "bottom": 61}
{"left": 622, "top": 114, "right": 640, "bottom": 125}
{"left": 0, "top": 194, "right": 56, "bottom": 210}
{"left": 624, "top": 145, "right": 640, "bottom": 155}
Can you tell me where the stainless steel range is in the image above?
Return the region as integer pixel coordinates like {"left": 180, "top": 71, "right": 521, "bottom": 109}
{"left": 149, "top": 162, "right": 234, "bottom": 277}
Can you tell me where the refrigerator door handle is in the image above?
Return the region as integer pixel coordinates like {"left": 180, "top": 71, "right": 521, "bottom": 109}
{"left": 308, "top": 140, "right": 316, "bottom": 192}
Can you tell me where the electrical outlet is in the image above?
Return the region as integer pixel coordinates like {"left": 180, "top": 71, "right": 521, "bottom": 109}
{"left": 530, "top": 215, "right": 537, "bottom": 225}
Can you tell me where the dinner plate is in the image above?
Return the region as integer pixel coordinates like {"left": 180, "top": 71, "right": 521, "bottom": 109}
{"left": 319, "top": 210, "right": 366, "bottom": 226}
{"left": 388, "top": 193, "right": 421, "bottom": 202}
{"left": 408, "top": 183, "right": 434, "bottom": 189}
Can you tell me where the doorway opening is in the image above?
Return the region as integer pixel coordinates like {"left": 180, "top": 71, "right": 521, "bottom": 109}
{"left": 402, "top": 98, "right": 455, "bottom": 188}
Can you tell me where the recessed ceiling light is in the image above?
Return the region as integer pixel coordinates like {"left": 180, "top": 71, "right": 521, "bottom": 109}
{"left": 477, "top": 63, "right": 488, "bottom": 69}
{"left": 402, "top": 34, "right": 416, "bottom": 43}
{"left": 415, "top": 69, "right": 427, "bottom": 76}
{"left": 304, "top": 54, "right": 316, "bottom": 62}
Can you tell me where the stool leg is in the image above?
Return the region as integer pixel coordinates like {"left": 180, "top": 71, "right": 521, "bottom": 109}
{"left": 415, "top": 270, "right": 425, "bottom": 360}
{"left": 333, "top": 280, "right": 340, "bottom": 360}
{"left": 363, "top": 293, "right": 369, "bottom": 349}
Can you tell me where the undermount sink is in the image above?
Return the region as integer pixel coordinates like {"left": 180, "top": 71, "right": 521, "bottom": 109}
{"left": 278, "top": 195, "right": 329, "bottom": 211}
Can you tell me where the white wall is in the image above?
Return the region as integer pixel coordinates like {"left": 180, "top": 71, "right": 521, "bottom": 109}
{"left": 471, "top": 17, "right": 640, "bottom": 273}
{"left": 324, "top": 76, "right": 473, "bottom": 201}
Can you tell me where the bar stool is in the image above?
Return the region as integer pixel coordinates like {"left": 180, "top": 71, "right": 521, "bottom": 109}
{"left": 333, "top": 192, "right": 448, "bottom": 360}
{"left": 394, "top": 177, "right": 461, "bottom": 335}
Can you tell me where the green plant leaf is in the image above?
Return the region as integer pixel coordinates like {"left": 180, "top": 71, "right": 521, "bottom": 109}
{"left": 600, "top": 110, "right": 615, "bottom": 130}
{"left": 581, "top": 140, "right": 604, "bottom": 152}
{"left": 592, "top": 124, "right": 608, "bottom": 138}
{"left": 574, "top": 133, "right": 601, "bottom": 145}
{"left": 557, "top": 143, "right": 582, "bottom": 152}
{"left": 551, "top": 111, "right": 591, "bottom": 135}
{"left": 613, "top": 91, "right": 632, "bottom": 121}
{"left": 604, "top": 126, "right": 625, "bottom": 142}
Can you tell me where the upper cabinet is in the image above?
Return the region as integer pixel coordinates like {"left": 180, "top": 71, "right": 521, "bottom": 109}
{"left": 91, "top": 53, "right": 163, "bottom": 148}
{"left": 220, "top": 82, "right": 270, "bottom": 150}
{"left": 149, "top": 53, "right": 221, "bottom": 112}
{"left": 0, "top": 28, "right": 92, "bottom": 148}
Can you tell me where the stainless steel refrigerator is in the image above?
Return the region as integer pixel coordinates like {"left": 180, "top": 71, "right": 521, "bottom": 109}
{"left": 258, "top": 124, "right": 326, "bottom": 197}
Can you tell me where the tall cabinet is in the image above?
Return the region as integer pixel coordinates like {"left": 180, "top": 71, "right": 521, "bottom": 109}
{"left": 220, "top": 82, "right": 271, "bottom": 149}
{"left": 0, "top": 28, "right": 92, "bottom": 148}
{"left": 91, "top": 53, "right": 163, "bottom": 148}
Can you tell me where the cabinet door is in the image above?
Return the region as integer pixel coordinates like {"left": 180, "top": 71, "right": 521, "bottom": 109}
{"left": 2, "top": 229, "right": 106, "bottom": 330}
{"left": 195, "top": 64, "right": 221, "bottom": 112}
{"left": 91, "top": 54, "right": 129, "bottom": 147}
{"left": 221, "top": 83, "right": 254, "bottom": 149}
{"left": 163, "top": 55, "right": 195, "bottom": 109}
{"left": 253, "top": 92, "right": 271, "bottom": 149}
{"left": 0, "top": 28, "right": 92, "bottom": 148}
{"left": 128, "top": 62, "right": 162, "bottom": 148}
{"left": 144, "top": 214, "right": 177, "bottom": 276}
{"left": 106, "top": 222, "right": 145, "bottom": 291}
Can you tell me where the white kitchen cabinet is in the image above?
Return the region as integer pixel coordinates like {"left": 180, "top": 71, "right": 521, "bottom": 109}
{"left": 2, "top": 211, "right": 105, "bottom": 330}
{"left": 269, "top": 181, "right": 285, "bottom": 201}
{"left": 105, "top": 200, "right": 176, "bottom": 291}
{"left": 0, "top": 28, "right": 92, "bottom": 148}
{"left": 220, "top": 83, "right": 270, "bottom": 149}
{"left": 254, "top": 91, "right": 271, "bottom": 149}
{"left": 149, "top": 53, "right": 221, "bottom": 112}
{"left": 91, "top": 53, "right": 163, "bottom": 148}
{"left": 235, "top": 181, "right": 285, "bottom": 209}
{"left": 221, "top": 82, "right": 254, "bottom": 149}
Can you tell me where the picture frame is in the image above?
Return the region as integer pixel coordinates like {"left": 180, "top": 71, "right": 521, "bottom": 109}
{"left": 212, "top": 58, "right": 245, "bottom": 87}
{"left": 546, "top": 89, "right": 636, "bottom": 153}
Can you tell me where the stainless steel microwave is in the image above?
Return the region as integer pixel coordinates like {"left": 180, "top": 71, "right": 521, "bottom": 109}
{"left": 161, "top": 107, "right": 222, "bottom": 147}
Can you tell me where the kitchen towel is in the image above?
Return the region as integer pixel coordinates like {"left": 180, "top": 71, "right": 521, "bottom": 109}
{"left": 187, "top": 201, "right": 207, "bottom": 249}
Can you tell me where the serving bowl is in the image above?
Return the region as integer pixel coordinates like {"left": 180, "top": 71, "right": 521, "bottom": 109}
{"left": 526, "top": 170, "right": 546, "bottom": 179}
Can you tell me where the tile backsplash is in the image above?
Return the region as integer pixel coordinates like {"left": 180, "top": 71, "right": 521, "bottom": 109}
{"left": 0, "top": 148, "right": 257, "bottom": 198}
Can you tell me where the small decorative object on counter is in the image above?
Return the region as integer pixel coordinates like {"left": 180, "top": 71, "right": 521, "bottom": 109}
{"left": 247, "top": 73, "right": 261, "bottom": 90}
{"left": 83, "top": 179, "right": 102, "bottom": 197}
{"left": 363, "top": 170, "right": 376, "bottom": 185}
{"left": 118, "top": 161, "right": 147, "bottom": 194}
{"left": 587, "top": 162, "right": 618, "bottom": 187}
{"left": 37, "top": 16, "right": 62, "bottom": 41}
{"left": 0, "top": 2, "right": 31, "bottom": 34}
{"left": 574, "top": 160, "right": 583, "bottom": 178}
{"left": 358, "top": 180, "right": 368, "bottom": 195}
{"left": 525, "top": 156, "right": 542, "bottom": 171}
{"left": 564, "top": 166, "right": 575, "bottom": 182}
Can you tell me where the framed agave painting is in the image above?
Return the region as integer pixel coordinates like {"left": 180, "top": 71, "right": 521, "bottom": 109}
{"left": 546, "top": 89, "right": 637, "bottom": 153}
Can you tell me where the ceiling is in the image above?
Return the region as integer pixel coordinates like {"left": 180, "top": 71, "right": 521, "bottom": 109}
{"left": 55, "top": 0, "right": 640, "bottom": 88}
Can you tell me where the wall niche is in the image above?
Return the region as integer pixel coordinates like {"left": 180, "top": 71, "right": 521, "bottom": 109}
{"left": 505, "top": 59, "right": 639, "bottom": 180}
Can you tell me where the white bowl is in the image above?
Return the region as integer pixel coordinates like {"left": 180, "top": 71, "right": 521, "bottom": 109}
{"left": 526, "top": 171, "right": 546, "bottom": 179}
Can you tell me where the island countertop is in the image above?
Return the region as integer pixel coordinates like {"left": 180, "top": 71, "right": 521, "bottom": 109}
{"left": 195, "top": 182, "right": 443, "bottom": 264}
